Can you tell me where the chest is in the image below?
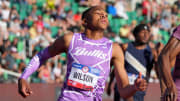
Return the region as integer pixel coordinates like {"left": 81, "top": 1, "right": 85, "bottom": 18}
{"left": 69, "top": 40, "right": 111, "bottom": 66}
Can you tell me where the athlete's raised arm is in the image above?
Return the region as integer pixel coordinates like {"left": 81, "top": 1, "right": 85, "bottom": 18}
{"left": 18, "top": 32, "right": 73, "bottom": 98}
{"left": 111, "top": 43, "right": 147, "bottom": 99}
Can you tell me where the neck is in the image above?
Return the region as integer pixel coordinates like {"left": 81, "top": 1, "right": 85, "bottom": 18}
{"left": 84, "top": 29, "right": 104, "bottom": 40}
{"left": 133, "top": 41, "right": 147, "bottom": 50}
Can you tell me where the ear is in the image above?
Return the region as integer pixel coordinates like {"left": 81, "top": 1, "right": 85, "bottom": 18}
{"left": 82, "top": 18, "right": 87, "bottom": 27}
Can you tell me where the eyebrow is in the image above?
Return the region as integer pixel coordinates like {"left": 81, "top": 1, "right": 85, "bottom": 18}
{"left": 93, "top": 10, "right": 107, "bottom": 14}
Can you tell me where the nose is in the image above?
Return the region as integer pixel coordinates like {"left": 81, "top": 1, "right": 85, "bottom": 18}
{"left": 144, "top": 32, "right": 150, "bottom": 38}
{"left": 100, "top": 13, "right": 106, "bottom": 19}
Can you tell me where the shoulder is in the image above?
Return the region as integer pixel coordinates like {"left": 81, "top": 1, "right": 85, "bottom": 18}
{"left": 161, "top": 36, "right": 180, "bottom": 56}
{"left": 51, "top": 32, "right": 74, "bottom": 52}
{"left": 63, "top": 32, "right": 74, "bottom": 49}
{"left": 112, "top": 42, "right": 124, "bottom": 58}
{"left": 103, "top": 36, "right": 113, "bottom": 43}
{"left": 172, "top": 25, "right": 180, "bottom": 40}
{"left": 56, "top": 32, "right": 73, "bottom": 47}
{"left": 63, "top": 32, "right": 74, "bottom": 42}
{"left": 121, "top": 43, "right": 128, "bottom": 52}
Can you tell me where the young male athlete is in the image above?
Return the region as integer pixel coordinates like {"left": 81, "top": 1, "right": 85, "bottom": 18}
{"left": 158, "top": 25, "right": 180, "bottom": 101}
{"left": 107, "top": 24, "right": 158, "bottom": 101}
{"left": 18, "top": 6, "right": 147, "bottom": 101}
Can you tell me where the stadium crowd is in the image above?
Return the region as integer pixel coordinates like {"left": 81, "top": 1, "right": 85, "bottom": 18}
{"left": 0, "top": 0, "right": 178, "bottom": 84}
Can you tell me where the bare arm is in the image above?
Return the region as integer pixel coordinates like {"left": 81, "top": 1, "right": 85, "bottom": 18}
{"left": 153, "top": 42, "right": 167, "bottom": 95}
{"left": 112, "top": 43, "right": 147, "bottom": 99}
{"left": 48, "top": 32, "right": 73, "bottom": 57}
{"left": 158, "top": 37, "right": 180, "bottom": 100}
{"left": 18, "top": 33, "right": 73, "bottom": 98}
{"left": 20, "top": 32, "right": 73, "bottom": 80}
{"left": 120, "top": 43, "right": 128, "bottom": 53}
{"left": 158, "top": 37, "right": 180, "bottom": 89}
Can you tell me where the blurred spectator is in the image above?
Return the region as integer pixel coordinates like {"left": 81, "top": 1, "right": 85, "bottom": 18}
{"left": 47, "top": 0, "right": 55, "bottom": 10}
{"left": 1, "top": 2, "right": 10, "bottom": 21}
{"left": 73, "top": 12, "right": 81, "bottom": 24}
{"left": 36, "top": 16, "right": 44, "bottom": 34}
{"left": 115, "top": 0, "right": 128, "bottom": 19}
{"left": 20, "top": 18, "right": 29, "bottom": 29}
{"left": 30, "top": 5, "right": 38, "bottom": 20}
{"left": 89, "top": 0, "right": 101, "bottom": 6}
{"left": 151, "top": 0, "right": 160, "bottom": 19}
{"left": 9, "top": 6, "right": 19, "bottom": 21}
{"left": 9, "top": 17, "right": 21, "bottom": 35}
{"left": 17, "top": 61, "right": 26, "bottom": 74}
{"left": 4, "top": 47, "right": 18, "bottom": 71}
{"left": 38, "top": 62, "right": 54, "bottom": 84}
{"left": 0, "top": 16, "right": 8, "bottom": 40}
{"left": 53, "top": 62, "right": 63, "bottom": 83}
{"left": 151, "top": 22, "right": 161, "bottom": 42}
{"left": 174, "top": 0, "right": 180, "bottom": 10}
{"left": 161, "top": 4, "right": 171, "bottom": 19}
{"left": 172, "top": 5, "right": 178, "bottom": 15}
{"left": 107, "top": 2, "right": 117, "bottom": 17}
{"left": 142, "top": 0, "right": 151, "bottom": 20}
{"left": 119, "top": 24, "right": 132, "bottom": 39}
{"left": 160, "top": 16, "right": 171, "bottom": 31}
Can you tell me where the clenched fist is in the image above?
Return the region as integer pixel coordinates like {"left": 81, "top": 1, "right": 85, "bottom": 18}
{"left": 18, "top": 78, "right": 33, "bottom": 98}
{"left": 134, "top": 73, "right": 147, "bottom": 91}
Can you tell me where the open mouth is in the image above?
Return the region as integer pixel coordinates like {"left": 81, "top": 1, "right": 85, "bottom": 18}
{"left": 100, "top": 19, "right": 107, "bottom": 24}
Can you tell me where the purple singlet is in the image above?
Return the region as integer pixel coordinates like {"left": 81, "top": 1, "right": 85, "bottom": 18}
{"left": 58, "top": 33, "right": 113, "bottom": 101}
{"left": 173, "top": 25, "right": 180, "bottom": 100}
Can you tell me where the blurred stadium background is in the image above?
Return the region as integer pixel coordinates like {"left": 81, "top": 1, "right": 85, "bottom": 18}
{"left": 0, "top": 0, "right": 178, "bottom": 100}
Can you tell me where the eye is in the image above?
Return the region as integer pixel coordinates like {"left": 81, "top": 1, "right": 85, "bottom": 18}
{"left": 94, "top": 12, "right": 101, "bottom": 15}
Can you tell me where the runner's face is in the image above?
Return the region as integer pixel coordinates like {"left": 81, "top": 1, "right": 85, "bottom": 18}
{"left": 88, "top": 8, "right": 109, "bottom": 30}
{"left": 136, "top": 30, "right": 150, "bottom": 44}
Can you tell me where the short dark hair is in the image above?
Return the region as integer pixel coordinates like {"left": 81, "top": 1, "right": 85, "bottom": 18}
{"left": 81, "top": 6, "right": 104, "bottom": 20}
{"left": 133, "top": 24, "right": 150, "bottom": 37}
{"left": 82, "top": 8, "right": 92, "bottom": 20}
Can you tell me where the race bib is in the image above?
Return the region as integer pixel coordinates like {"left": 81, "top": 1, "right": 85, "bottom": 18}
{"left": 67, "top": 63, "right": 100, "bottom": 91}
{"left": 128, "top": 73, "right": 144, "bottom": 85}
{"left": 128, "top": 73, "right": 138, "bottom": 85}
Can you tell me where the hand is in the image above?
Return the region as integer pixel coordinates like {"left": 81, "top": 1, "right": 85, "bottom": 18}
{"left": 134, "top": 72, "right": 147, "bottom": 91}
{"left": 18, "top": 78, "right": 33, "bottom": 98}
{"left": 162, "top": 85, "right": 177, "bottom": 101}
{"left": 107, "top": 85, "right": 111, "bottom": 96}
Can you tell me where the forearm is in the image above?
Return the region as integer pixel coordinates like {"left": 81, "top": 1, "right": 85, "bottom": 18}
{"left": 125, "top": 97, "right": 134, "bottom": 101}
{"left": 159, "top": 78, "right": 167, "bottom": 95}
{"left": 154, "top": 62, "right": 166, "bottom": 94}
{"left": 159, "top": 55, "right": 175, "bottom": 88}
{"left": 162, "top": 67, "right": 175, "bottom": 88}
{"left": 118, "top": 84, "right": 137, "bottom": 98}
{"left": 20, "top": 47, "right": 52, "bottom": 80}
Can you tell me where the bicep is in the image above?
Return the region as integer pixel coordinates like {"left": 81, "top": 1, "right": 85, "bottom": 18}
{"left": 48, "top": 33, "right": 73, "bottom": 57}
{"left": 112, "top": 43, "right": 129, "bottom": 89}
{"left": 161, "top": 37, "right": 180, "bottom": 61}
